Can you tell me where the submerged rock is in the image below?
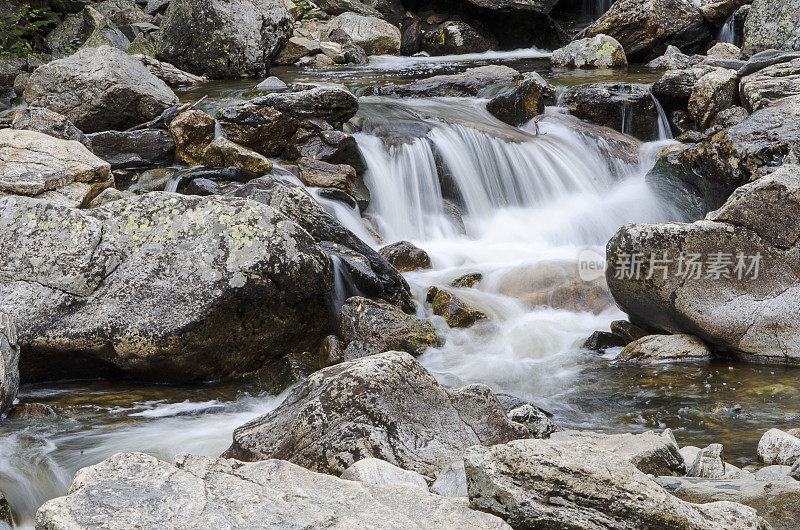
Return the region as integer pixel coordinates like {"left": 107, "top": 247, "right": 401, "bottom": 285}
{"left": 379, "top": 65, "right": 521, "bottom": 98}
{"left": 0, "top": 129, "right": 112, "bottom": 208}
{"left": 465, "top": 439, "right": 769, "bottom": 529}
{"left": 608, "top": 164, "right": 800, "bottom": 364}
{"left": 36, "top": 452, "right": 510, "bottom": 529}
{"left": 656, "top": 475, "right": 800, "bottom": 530}
{"left": 616, "top": 334, "right": 713, "bottom": 365}
{"left": 154, "top": 0, "right": 292, "bottom": 78}
{"left": 222, "top": 351, "right": 529, "bottom": 477}
{"left": 24, "top": 45, "right": 177, "bottom": 133}
{"left": 0, "top": 313, "right": 19, "bottom": 416}
{"left": 551, "top": 34, "right": 627, "bottom": 68}
{"left": 339, "top": 297, "right": 437, "bottom": 359}
{"left": 0, "top": 193, "right": 333, "bottom": 383}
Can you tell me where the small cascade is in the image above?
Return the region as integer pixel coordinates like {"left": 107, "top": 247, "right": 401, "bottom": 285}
{"left": 328, "top": 254, "right": 366, "bottom": 320}
{"left": 582, "top": 0, "right": 613, "bottom": 20}
{"left": 620, "top": 100, "right": 633, "bottom": 137}
{"left": 718, "top": 14, "right": 736, "bottom": 44}
{"left": 651, "top": 93, "right": 673, "bottom": 140}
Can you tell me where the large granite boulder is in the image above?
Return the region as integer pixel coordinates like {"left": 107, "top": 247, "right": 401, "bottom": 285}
{"left": 45, "top": 6, "right": 130, "bottom": 57}
{"left": 23, "top": 45, "right": 177, "bottom": 133}
{"left": 607, "top": 163, "right": 800, "bottom": 364}
{"left": 339, "top": 296, "right": 437, "bottom": 359}
{"left": 551, "top": 34, "right": 627, "bottom": 68}
{"left": 486, "top": 73, "right": 555, "bottom": 126}
{"left": 465, "top": 439, "right": 770, "bottom": 529}
{"left": 688, "top": 67, "right": 739, "bottom": 129}
{"left": 222, "top": 351, "right": 529, "bottom": 477}
{"left": 657, "top": 475, "right": 800, "bottom": 530}
{"left": 379, "top": 65, "right": 521, "bottom": 97}
{"left": 580, "top": 0, "right": 712, "bottom": 60}
{"left": 0, "top": 313, "right": 19, "bottom": 416}
{"left": 154, "top": 0, "right": 293, "bottom": 78}
{"left": 0, "top": 193, "right": 333, "bottom": 382}
{"left": 0, "top": 129, "right": 112, "bottom": 207}
{"left": 228, "top": 177, "right": 413, "bottom": 311}
{"left": 36, "top": 452, "right": 511, "bottom": 529}
{"left": 742, "top": 0, "right": 800, "bottom": 58}
{"left": 325, "top": 13, "right": 400, "bottom": 55}
{"left": 740, "top": 58, "right": 800, "bottom": 112}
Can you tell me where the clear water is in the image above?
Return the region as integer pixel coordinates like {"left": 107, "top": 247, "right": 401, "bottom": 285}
{"left": 3, "top": 48, "right": 800, "bottom": 528}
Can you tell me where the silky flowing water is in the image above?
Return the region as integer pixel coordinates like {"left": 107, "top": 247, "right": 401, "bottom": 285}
{"left": 3, "top": 49, "right": 800, "bottom": 527}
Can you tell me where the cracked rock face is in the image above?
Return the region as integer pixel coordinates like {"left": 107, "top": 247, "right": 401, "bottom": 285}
{"left": 222, "top": 351, "right": 529, "bottom": 477}
{"left": 465, "top": 439, "right": 770, "bottom": 529}
{"left": 0, "top": 193, "right": 333, "bottom": 382}
{"left": 35, "top": 452, "right": 511, "bottom": 529}
{"left": 607, "top": 163, "right": 800, "bottom": 364}
{"left": 0, "top": 312, "right": 20, "bottom": 416}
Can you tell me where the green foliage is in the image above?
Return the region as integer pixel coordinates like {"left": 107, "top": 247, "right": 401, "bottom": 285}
{"left": 0, "top": 3, "right": 62, "bottom": 59}
{"left": 291, "top": 0, "right": 322, "bottom": 20}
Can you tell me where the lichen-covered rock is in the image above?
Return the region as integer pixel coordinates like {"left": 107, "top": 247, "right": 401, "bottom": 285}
{"left": 339, "top": 297, "right": 437, "bottom": 359}
{"left": 648, "top": 45, "right": 705, "bottom": 70}
{"left": 202, "top": 137, "right": 273, "bottom": 175}
{"left": 758, "top": 429, "right": 800, "bottom": 465}
{"left": 465, "top": 439, "right": 770, "bottom": 529}
{"left": 168, "top": 109, "right": 216, "bottom": 165}
{"left": 46, "top": 6, "right": 130, "bottom": 57}
{"left": 688, "top": 67, "right": 739, "bottom": 128}
{"left": 11, "top": 107, "right": 91, "bottom": 149}
{"left": 379, "top": 241, "right": 431, "bottom": 271}
{"left": 379, "top": 65, "right": 521, "bottom": 98}
{"left": 0, "top": 193, "right": 333, "bottom": 382}
{"left": 230, "top": 178, "right": 412, "bottom": 311}
{"left": 551, "top": 34, "right": 627, "bottom": 68}
{"left": 617, "top": 334, "right": 713, "bottom": 364}
{"left": 561, "top": 82, "right": 661, "bottom": 141}
{"left": 431, "top": 289, "right": 488, "bottom": 329}
{"left": 340, "top": 458, "right": 429, "bottom": 490}
{"left": 0, "top": 312, "right": 19, "bottom": 416}
{"left": 222, "top": 351, "right": 529, "bottom": 476}
{"left": 608, "top": 164, "right": 800, "bottom": 364}
{"left": 742, "top": 0, "right": 800, "bottom": 58}
{"left": 549, "top": 429, "right": 686, "bottom": 476}
{"left": 24, "top": 45, "right": 177, "bottom": 133}
{"left": 0, "top": 129, "right": 112, "bottom": 207}
{"left": 35, "top": 452, "right": 511, "bottom": 529}
{"left": 580, "top": 0, "right": 712, "bottom": 60}
{"left": 421, "top": 20, "right": 497, "bottom": 56}
{"left": 325, "top": 13, "right": 401, "bottom": 55}
{"left": 486, "top": 72, "right": 555, "bottom": 126}
{"left": 154, "top": 0, "right": 292, "bottom": 78}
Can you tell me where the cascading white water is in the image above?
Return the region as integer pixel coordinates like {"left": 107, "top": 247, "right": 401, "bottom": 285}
{"left": 718, "top": 14, "right": 736, "bottom": 44}
{"left": 652, "top": 93, "right": 673, "bottom": 141}
{"left": 582, "top": 0, "right": 613, "bottom": 19}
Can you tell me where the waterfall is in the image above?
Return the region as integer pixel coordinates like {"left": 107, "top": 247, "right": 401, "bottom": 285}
{"left": 582, "top": 0, "right": 613, "bottom": 19}
{"left": 718, "top": 14, "right": 736, "bottom": 44}
{"left": 651, "top": 93, "right": 673, "bottom": 140}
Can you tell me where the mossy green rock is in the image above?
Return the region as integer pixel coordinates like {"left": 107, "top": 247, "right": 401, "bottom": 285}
{"left": 0, "top": 193, "right": 333, "bottom": 382}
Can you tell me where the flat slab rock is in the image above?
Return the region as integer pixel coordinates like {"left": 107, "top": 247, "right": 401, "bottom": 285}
{"left": 222, "top": 351, "right": 529, "bottom": 477}
{"left": 35, "top": 452, "right": 510, "bottom": 529}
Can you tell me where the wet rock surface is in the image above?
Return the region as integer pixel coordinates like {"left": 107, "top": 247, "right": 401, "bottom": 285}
{"left": 0, "top": 313, "right": 20, "bottom": 417}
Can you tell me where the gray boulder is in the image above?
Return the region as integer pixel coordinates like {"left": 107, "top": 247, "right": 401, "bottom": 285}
{"left": 339, "top": 297, "right": 437, "bottom": 360}
{"left": 758, "top": 429, "right": 800, "bottom": 465}
{"left": 430, "top": 460, "right": 468, "bottom": 497}
{"left": 616, "top": 334, "right": 713, "bottom": 364}
{"left": 580, "top": 0, "right": 712, "bottom": 60}
{"left": 648, "top": 45, "right": 705, "bottom": 70}
{"left": 688, "top": 67, "right": 739, "bottom": 129}
{"left": 132, "top": 54, "right": 209, "bottom": 86}
{"left": 0, "top": 129, "right": 112, "bottom": 207}
{"left": 340, "top": 458, "right": 429, "bottom": 490}
{"left": 11, "top": 107, "right": 92, "bottom": 149}
{"left": 87, "top": 129, "right": 175, "bottom": 169}
{"left": 742, "top": 0, "right": 800, "bottom": 58}
{"left": 154, "top": 0, "right": 293, "bottom": 78}
{"left": 35, "top": 452, "right": 511, "bottom": 529}
{"left": 379, "top": 65, "right": 521, "bottom": 97}
{"left": 421, "top": 21, "right": 497, "bottom": 56}
{"left": 24, "top": 45, "right": 178, "bottom": 133}
{"left": 486, "top": 72, "right": 555, "bottom": 126}
{"left": 325, "top": 13, "right": 400, "bottom": 55}
{"left": 687, "top": 443, "right": 727, "bottom": 478}
{"left": 222, "top": 351, "right": 529, "bottom": 477}
{"left": 0, "top": 312, "right": 19, "bottom": 416}
{"left": 0, "top": 193, "right": 333, "bottom": 383}
{"left": 46, "top": 6, "right": 130, "bottom": 57}
{"left": 740, "top": 58, "right": 800, "bottom": 112}
{"left": 465, "top": 439, "right": 769, "bottom": 529}
{"left": 657, "top": 475, "right": 800, "bottom": 530}
{"left": 607, "top": 163, "right": 800, "bottom": 364}
{"left": 551, "top": 34, "right": 627, "bottom": 68}
{"left": 549, "top": 429, "right": 686, "bottom": 476}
